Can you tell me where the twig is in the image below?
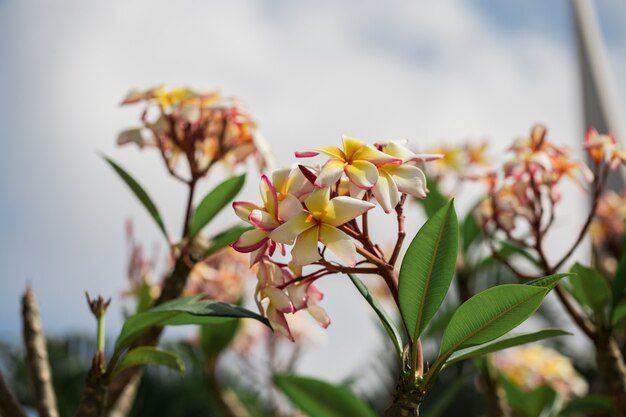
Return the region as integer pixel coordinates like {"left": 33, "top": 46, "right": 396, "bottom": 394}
{"left": 0, "top": 370, "right": 27, "bottom": 417}
{"left": 21, "top": 288, "right": 59, "bottom": 417}
{"left": 106, "top": 372, "right": 142, "bottom": 417}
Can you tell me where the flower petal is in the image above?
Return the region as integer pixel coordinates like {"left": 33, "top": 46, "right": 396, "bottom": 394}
{"left": 266, "top": 307, "right": 294, "bottom": 341}
{"left": 296, "top": 146, "right": 345, "bottom": 160}
{"left": 232, "top": 229, "right": 268, "bottom": 253}
{"left": 341, "top": 136, "right": 365, "bottom": 160}
{"left": 304, "top": 187, "right": 331, "bottom": 214}
{"left": 278, "top": 193, "right": 305, "bottom": 221}
{"left": 291, "top": 226, "right": 321, "bottom": 265}
{"left": 353, "top": 144, "right": 402, "bottom": 165}
{"left": 271, "top": 167, "right": 292, "bottom": 194}
{"left": 270, "top": 212, "right": 315, "bottom": 244}
{"left": 386, "top": 164, "right": 428, "bottom": 199}
{"left": 259, "top": 175, "right": 279, "bottom": 217}
{"left": 264, "top": 287, "right": 293, "bottom": 313}
{"left": 318, "top": 224, "right": 357, "bottom": 266}
{"left": 249, "top": 209, "right": 280, "bottom": 231}
{"left": 372, "top": 171, "right": 399, "bottom": 213}
{"left": 308, "top": 304, "right": 331, "bottom": 328}
{"left": 345, "top": 160, "right": 379, "bottom": 189}
{"left": 233, "top": 201, "right": 261, "bottom": 222}
{"left": 315, "top": 159, "right": 346, "bottom": 187}
{"left": 322, "top": 196, "right": 375, "bottom": 226}
{"left": 287, "top": 282, "right": 310, "bottom": 311}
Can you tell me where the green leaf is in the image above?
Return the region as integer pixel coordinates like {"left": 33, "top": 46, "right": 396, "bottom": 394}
{"left": 274, "top": 374, "right": 377, "bottom": 417}
{"left": 613, "top": 299, "right": 626, "bottom": 326}
{"left": 189, "top": 174, "right": 246, "bottom": 238}
{"left": 420, "top": 177, "right": 448, "bottom": 217}
{"left": 200, "top": 224, "right": 253, "bottom": 259}
{"left": 439, "top": 284, "right": 548, "bottom": 358}
{"left": 399, "top": 199, "right": 458, "bottom": 342}
{"left": 613, "top": 253, "right": 626, "bottom": 308}
{"left": 348, "top": 274, "right": 404, "bottom": 358}
{"left": 444, "top": 328, "right": 571, "bottom": 366}
{"left": 526, "top": 273, "right": 572, "bottom": 291}
{"left": 201, "top": 316, "right": 241, "bottom": 358}
{"left": 501, "top": 376, "right": 560, "bottom": 417}
{"left": 113, "top": 346, "right": 184, "bottom": 378}
{"left": 103, "top": 156, "right": 168, "bottom": 239}
{"left": 461, "top": 205, "right": 482, "bottom": 252}
{"left": 115, "top": 295, "right": 269, "bottom": 350}
{"left": 562, "top": 394, "right": 612, "bottom": 415}
{"left": 569, "top": 263, "right": 611, "bottom": 314}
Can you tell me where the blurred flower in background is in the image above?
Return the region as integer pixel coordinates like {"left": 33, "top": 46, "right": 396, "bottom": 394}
{"left": 492, "top": 345, "right": 588, "bottom": 402}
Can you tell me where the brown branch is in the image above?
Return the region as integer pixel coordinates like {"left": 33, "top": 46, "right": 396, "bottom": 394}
{"left": 554, "top": 285, "right": 595, "bottom": 339}
{"left": 389, "top": 194, "right": 407, "bottom": 267}
{"left": 0, "top": 370, "right": 27, "bottom": 417}
{"left": 106, "top": 372, "right": 141, "bottom": 417}
{"left": 21, "top": 288, "right": 59, "bottom": 417}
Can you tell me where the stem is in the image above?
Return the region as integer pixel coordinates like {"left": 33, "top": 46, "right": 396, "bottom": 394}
{"left": 389, "top": 194, "right": 407, "bottom": 267}
{"left": 595, "top": 334, "right": 626, "bottom": 417}
{"left": 182, "top": 178, "right": 198, "bottom": 238}
{"left": 97, "top": 315, "right": 105, "bottom": 355}
{"left": 22, "top": 288, "right": 59, "bottom": 417}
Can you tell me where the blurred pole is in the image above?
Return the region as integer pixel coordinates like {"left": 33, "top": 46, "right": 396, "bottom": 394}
{"left": 572, "top": 0, "right": 626, "bottom": 190}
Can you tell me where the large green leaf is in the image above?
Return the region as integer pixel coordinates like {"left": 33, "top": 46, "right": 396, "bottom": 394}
{"left": 114, "top": 296, "right": 269, "bottom": 350}
{"left": 439, "top": 284, "right": 548, "bottom": 358}
{"left": 526, "top": 273, "right": 572, "bottom": 291}
{"left": 189, "top": 174, "right": 246, "bottom": 238}
{"left": 348, "top": 274, "right": 404, "bottom": 357}
{"left": 444, "top": 328, "right": 571, "bottom": 366}
{"left": 113, "top": 346, "right": 184, "bottom": 378}
{"left": 613, "top": 253, "right": 626, "bottom": 308}
{"left": 399, "top": 200, "right": 458, "bottom": 342}
{"left": 104, "top": 156, "right": 168, "bottom": 239}
{"left": 200, "top": 224, "right": 253, "bottom": 259}
{"left": 569, "top": 263, "right": 611, "bottom": 314}
{"left": 274, "top": 375, "right": 377, "bottom": 417}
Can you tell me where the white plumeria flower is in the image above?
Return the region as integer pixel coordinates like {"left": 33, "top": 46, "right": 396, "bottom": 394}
{"left": 270, "top": 187, "right": 375, "bottom": 266}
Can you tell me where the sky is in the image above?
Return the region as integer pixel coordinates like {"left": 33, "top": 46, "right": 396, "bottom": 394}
{"left": 0, "top": 0, "right": 625, "bottom": 381}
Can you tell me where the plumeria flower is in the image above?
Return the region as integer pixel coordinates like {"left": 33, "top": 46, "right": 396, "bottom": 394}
{"left": 295, "top": 136, "right": 401, "bottom": 190}
{"left": 232, "top": 175, "right": 291, "bottom": 264}
{"left": 372, "top": 141, "right": 441, "bottom": 213}
{"left": 270, "top": 187, "right": 375, "bottom": 266}
{"left": 584, "top": 128, "right": 626, "bottom": 169}
{"left": 255, "top": 258, "right": 295, "bottom": 340}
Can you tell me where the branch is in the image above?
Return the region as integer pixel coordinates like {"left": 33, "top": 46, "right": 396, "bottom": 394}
{"left": 0, "top": 370, "right": 27, "bottom": 417}
{"left": 21, "top": 288, "right": 59, "bottom": 417}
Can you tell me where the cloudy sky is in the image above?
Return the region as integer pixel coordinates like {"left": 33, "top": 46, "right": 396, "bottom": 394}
{"left": 1, "top": 0, "right": 625, "bottom": 380}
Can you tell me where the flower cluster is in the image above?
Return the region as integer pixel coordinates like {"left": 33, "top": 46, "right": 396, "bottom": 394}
{"left": 184, "top": 247, "right": 250, "bottom": 304}
{"left": 476, "top": 125, "right": 596, "bottom": 236}
{"left": 492, "top": 345, "right": 588, "bottom": 402}
{"left": 427, "top": 141, "right": 490, "bottom": 181}
{"left": 118, "top": 86, "right": 272, "bottom": 180}
{"left": 232, "top": 136, "right": 440, "bottom": 339}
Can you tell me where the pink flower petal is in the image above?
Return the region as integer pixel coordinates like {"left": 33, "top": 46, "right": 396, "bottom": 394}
{"left": 318, "top": 224, "right": 357, "bottom": 266}
{"left": 307, "top": 303, "right": 331, "bottom": 328}
{"left": 287, "top": 282, "right": 310, "bottom": 311}
{"left": 232, "top": 229, "right": 268, "bottom": 253}
{"left": 266, "top": 307, "right": 294, "bottom": 341}
{"left": 249, "top": 209, "right": 280, "bottom": 231}
{"left": 232, "top": 201, "right": 260, "bottom": 222}
{"left": 345, "top": 160, "right": 379, "bottom": 189}
{"left": 264, "top": 287, "right": 293, "bottom": 313}
{"left": 259, "top": 175, "right": 279, "bottom": 218}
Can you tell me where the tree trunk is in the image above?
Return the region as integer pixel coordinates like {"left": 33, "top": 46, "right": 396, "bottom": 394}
{"left": 595, "top": 335, "right": 626, "bottom": 417}
{"left": 384, "top": 375, "right": 423, "bottom": 417}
